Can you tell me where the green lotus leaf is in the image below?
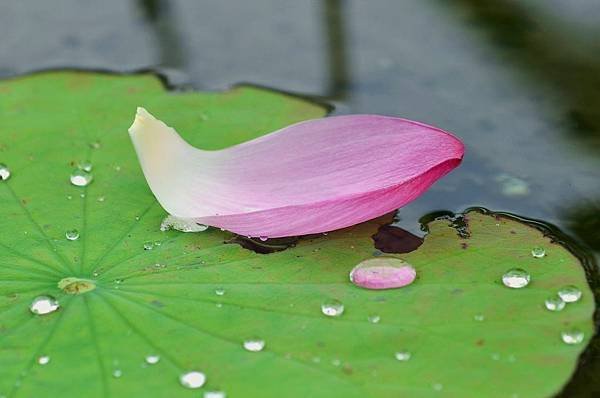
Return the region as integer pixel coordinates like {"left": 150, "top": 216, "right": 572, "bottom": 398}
{"left": 0, "top": 71, "right": 594, "bottom": 398}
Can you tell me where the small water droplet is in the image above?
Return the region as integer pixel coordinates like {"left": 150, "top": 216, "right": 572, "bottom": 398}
{"left": 215, "top": 288, "right": 225, "bottom": 296}
{"left": 204, "top": 391, "right": 226, "bottom": 398}
{"left": 394, "top": 351, "right": 411, "bottom": 361}
{"left": 97, "top": 196, "right": 105, "bottom": 202}
{"left": 474, "top": 314, "right": 485, "bottom": 321}
{"left": 368, "top": 314, "right": 381, "bottom": 324}
{"left": 78, "top": 162, "right": 93, "bottom": 172}
{"left": 561, "top": 329, "right": 584, "bottom": 345}
{"left": 321, "top": 299, "right": 344, "bottom": 317}
{"left": 80, "top": 193, "right": 86, "bottom": 198}
{"left": 558, "top": 285, "right": 582, "bottom": 303}
{"left": 89, "top": 141, "right": 101, "bottom": 149}
{"left": 143, "top": 242, "right": 154, "bottom": 250}
{"left": 114, "top": 165, "right": 121, "bottom": 172}
{"left": 0, "top": 163, "right": 11, "bottom": 181}
{"left": 153, "top": 241, "right": 162, "bottom": 247}
{"left": 30, "top": 295, "right": 59, "bottom": 315}
{"left": 215, "top": 302, "right": 223, "bottom": 308}
{"left": 112, "top": 369, "right": 122, "bottom": 378}
{"left": 259, "top": 236, "right": 268, "bottom": 241}
{"left": 544, "top": 295, "right": 566, "bottom": 311}
{"left": 502, "top": 268, "right": 530, "bottom": 288}
{"left": 160, "top": 215, "right": 209, "bottom": 232}
{"left": 531, "top": 247, "right": 546, "bottom": 258}
{"left": 349, "top": 257, "right": 416, "bottom": 290}
{"left": 67, "top": 195, "right": 73, "bottom": 200}
{"left": 243, "top": 338, "right": 265, "bottom": 352}
{"left": 70, "top": 169, "right": 93, "bottom": 187}
{"left": 65, "top": 229, "right": 80, "bottom": 241}
{"left": 331, "top": 359, "right": 341, "bottom": 366}
{"left": 145, "top": 355, "right": 160, "bottom": 365}
{"left": 37, "top": 355, "right": 50, "bottom": 365}
{"left": 180, "top": 371, "right": 206, "bottom": 389}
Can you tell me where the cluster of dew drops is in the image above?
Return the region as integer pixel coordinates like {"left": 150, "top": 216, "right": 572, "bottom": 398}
{"left": 501, "top": 246, "right": 585, "bottom": 345}
{"left": 3, "top": 155, "right": 586, "bottom": 395}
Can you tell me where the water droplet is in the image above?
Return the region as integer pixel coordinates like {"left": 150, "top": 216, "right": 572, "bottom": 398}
{"left": 394, "top": 351, "right": 411, "bottom": 361}
{"left": 368, "top": 314, "right": 381, "bottom": 324}
{"left": 204, "top": 391, "right": 226, "bottom": 398}
{"left": 114, "top": 165, "right": 121, "bottom": 172}
{"left": 70, "top": 169, "right": 93, "bottom": 187}
{"left": 153, "top": 241, "right": 162, "bottom": 247}
{"left": 531, "top": 247, "right": 546, "bottom": 258}
{"left": 501, "top": 268, "right": 530, "bottom": 288}
{"left": 331, "top": 359, "right": 341, "bottom": 366}
{"left": 474, "top": 314, "right": 485, "bottom": 321}
{"left": 67, "top": 195, "right": 73, "bottom": 200}
{"left": 145, "top": 355, "right": 160, "bottom": 365}
{"left": 215, "top": 302, "right": 223, "bottom": 308}
{"left": 180, "top": 371, "right": 206, "bottom": 389}
{"left": 259, "top": 236, "right": 268, "bottom": 241}
{"left": 143, "top": 242, "right": 154, "bottom": 250}
{"left": 215, "top": 288, "right": 225, "bottom": 296}
{"left": 30, "top": 295, "right": 59, "bottom": 315}
{"left": 0, "top": 163, "right": 11, "bottom": 181}
{"left": 65, "top": 229, "right": 80, "bottom": 241}
{"left": 321, "top": 299, "right": 344, "bottom": 317}
{"left": 112, "top": 369, "right": 122, "bottom": 378}
{"left": 37, "top": 356, "right": 50, "bottom": 365}
{"left": 97, "top": 196, "right": 105, "bottom": 202}
{"left": 243, "top": 338, "right": 265, "bottom": 352}
{"left": 544, "top": 295, "right": 566, "bottom": 311}
{"left": 78, "top": 162, "right": 93, "bottom": 172}
{"left": 160, "top": 215, "right": 208, "bottom": 233}
{"left": 561, "top": 329, "right": 584, "bottom": 345}
{"left": 349, "top": 257, "right": 416, "bottom": 290}
{"left": 89, "top": 141, "right": 101, "bottom": 149}
{"left": 558, "top": 285, "right": 582, "bottom": 303}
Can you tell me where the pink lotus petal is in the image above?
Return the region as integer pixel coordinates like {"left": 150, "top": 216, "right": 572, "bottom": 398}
{"left": 349, "top": 258, "right": 417, "bottom": 290}
{"left": 129, "top": 108, "right": 464, "bottom": 237}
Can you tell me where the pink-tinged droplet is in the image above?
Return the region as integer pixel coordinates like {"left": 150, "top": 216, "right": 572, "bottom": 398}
{"left": 349, "top": 258, "right": 417, "bottom": 290}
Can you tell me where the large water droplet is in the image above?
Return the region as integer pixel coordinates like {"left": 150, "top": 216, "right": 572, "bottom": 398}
{"left": 530, "top": 247, "right": 546, "bottom": 258}
{"left": 30, "top": 295, "right": 59, "bottom": 315}
{"left": 243, "top": 338, "right": 265, "bottom": 352}
{"left": 65, "top": 229, "right": 80, "bottom": 241}
{"left": 349, "top": 257, "right": 416, "bottom": 290}
{"left": 544, "top": 295, "right": 566, "bottom": 312}
{"left": 561, "top": 329, "right": 584, "bottom": 345}
{"left": 502, "top": 268, "right": 530, "bottom": 288}
{"left": 37, "top": 356, "right": 50, "bottom": 365}
{"left": 70, "top": 169, "right": 93, "bottom": 187}
{"left": 160, "top": 215, "right": 208, "bottom": 233}
{"left": 204, "top": 391, "right": 226, "bottom": 398}
{"left": 180, "top": 371, "right": 206, "bottom": 389}
{"left": 145, "top": 355, "right": 160, "bottom": 365}
{"left": 557, "top": 285, "right": 582, "bottom": 303}
{"left": 321, "top": 299, "right": 344, "bottom": 317}
{"left": 0, "top": 163, "right": 11, "bottom": 181}
{"left": 394, "top": 351, "right": 411, "bottom": 361}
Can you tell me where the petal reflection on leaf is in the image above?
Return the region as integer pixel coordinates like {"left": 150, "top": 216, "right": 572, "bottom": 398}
{"left": 129, "top": 108, "right": 464, "bottom": 237}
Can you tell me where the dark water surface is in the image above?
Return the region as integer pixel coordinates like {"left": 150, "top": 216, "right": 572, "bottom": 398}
{"left": 1, "top": 1, "right": 599, "bottom": 396}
